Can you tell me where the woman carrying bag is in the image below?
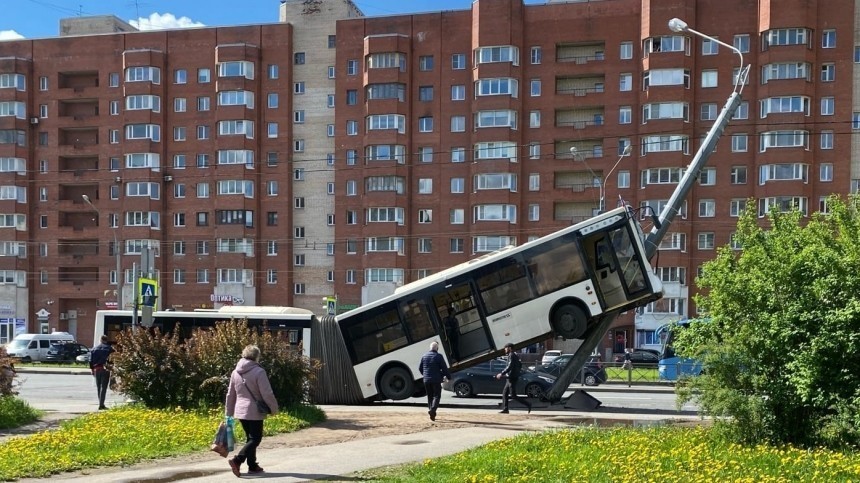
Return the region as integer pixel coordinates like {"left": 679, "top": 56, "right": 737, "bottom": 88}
{"left": 225, "top": 344, "right": 279, "bottom": 477}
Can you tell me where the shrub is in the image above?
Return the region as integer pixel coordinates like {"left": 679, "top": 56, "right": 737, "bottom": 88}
{"left": 111, "top": 319, "right": 317, "bottom": 409}
{"left": 0, "top": 346, "right": 17, "bottom": 397}
{"left": 0, "top": 396, "right": 40, "bottom": 430}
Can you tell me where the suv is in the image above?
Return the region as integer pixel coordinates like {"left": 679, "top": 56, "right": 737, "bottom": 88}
{"left": 44, "top": 343, "right": 89, "bottom": 363}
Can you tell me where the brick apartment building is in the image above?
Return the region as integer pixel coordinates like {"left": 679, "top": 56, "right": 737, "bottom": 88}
{"left": 0, "top": 0, "right": 854, "bottom": 355}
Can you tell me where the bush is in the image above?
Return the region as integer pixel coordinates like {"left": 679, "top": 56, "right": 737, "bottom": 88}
{"left": 0, "top": 396, "right": 40, "bottom": 430}
{"left": 111, "top": 320, "right": 317, "bottom": 409}
{"left": 0, "top": 347, "right": 17, "bottom": 397}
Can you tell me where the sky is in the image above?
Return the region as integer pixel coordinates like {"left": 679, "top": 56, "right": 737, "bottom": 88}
{"left": 1, "top": 0, "right": 540, "bottom": 40}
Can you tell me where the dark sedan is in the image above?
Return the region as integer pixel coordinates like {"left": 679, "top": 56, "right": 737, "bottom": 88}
{"left": 442, "top": 357, "right": 556, "bottom": 398}
{"left": 44, "top": 343, "right": 90, "bottom": 363}
{"left": 530, "top": 354, "right": 607, "bottom": 386}
{"left": 614, "top": 349, "right": 661, "bottom": 366}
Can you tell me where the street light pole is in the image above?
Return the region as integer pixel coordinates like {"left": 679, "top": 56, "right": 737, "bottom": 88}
{"left": 82, "top": 195, "right": 122, "bottom": 311}
{"left": 570, "top": 145, "right": 632, "bottom": 214}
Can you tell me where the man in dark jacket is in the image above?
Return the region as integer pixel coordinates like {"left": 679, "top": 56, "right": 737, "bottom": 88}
{"left": 89, "top": 335, "right": 114, "bottom": 410}
{"left": 418, "top": 341, "right": 450, "bottom": 421}
{"left": 495, "top": 342, "right": 532, "bottom": 414}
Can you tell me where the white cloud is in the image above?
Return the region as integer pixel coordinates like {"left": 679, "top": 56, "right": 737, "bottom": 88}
{"left": 0, "top": 30, "right": 25, "bottom": 41}
{"left": 130, "top": 12, "right": 205, "bottom": 31}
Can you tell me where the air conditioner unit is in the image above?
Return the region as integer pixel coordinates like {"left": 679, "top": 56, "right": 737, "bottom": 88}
{"left": 30, "top": 117, "right": 39, "bottom": 125}
{"left": 59, "top": 312, "right": 68, "bottom": 320}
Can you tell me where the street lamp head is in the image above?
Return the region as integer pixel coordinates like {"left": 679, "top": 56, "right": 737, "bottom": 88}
{"left": 621, "top": 145, "right": 632, "bottom": 156}
{"left": 668, "top": 18, "right": 688, "bottom": 33}
{"left": 82, "top": 194, "right": 90, "bottom": 203}
{"left": 569, "top": 147, "right": 581, "bottom": 159}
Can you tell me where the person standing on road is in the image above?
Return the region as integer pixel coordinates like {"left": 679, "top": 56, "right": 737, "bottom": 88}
{"left": 89, "top": 335, "right": 114, "bottom": 410}
{"left": 418, "top": 341, "right": 450, "bottom": 421}
{"left": 622, "top": 348, "right": 633, "bottom": 370}
{"left": 225, "top": 345, "right": 279, "bottom": 478}
{"left": 495, "top": 342, "right": 531, "bottom": 414}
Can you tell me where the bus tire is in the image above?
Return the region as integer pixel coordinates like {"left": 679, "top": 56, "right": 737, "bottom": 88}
{"left": 551, "top": 304, "right": 588, "bottom": 339}
{"left": 377, "top": 366, "right": 415, "bottom": 401}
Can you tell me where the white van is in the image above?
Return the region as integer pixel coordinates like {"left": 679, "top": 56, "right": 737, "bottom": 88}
{"left": 6, "top": 332, "right": 76, "bottom": 362}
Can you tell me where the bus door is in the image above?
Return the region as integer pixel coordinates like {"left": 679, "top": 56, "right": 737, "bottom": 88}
{"left": 583, "top": 225, "right": 650, "bottom": 310}
{"left": 432, "top": 283, "right": 492, "bottom": 362}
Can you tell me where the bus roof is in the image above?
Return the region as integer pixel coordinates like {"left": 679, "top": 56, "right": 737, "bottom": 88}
{"left": 96, "top": 306, "right": 315, "bottom": 318}
{"left": 341, "top": 205, "right": 631, "bottom": 318}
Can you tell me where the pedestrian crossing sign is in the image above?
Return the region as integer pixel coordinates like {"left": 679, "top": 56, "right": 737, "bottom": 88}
{"left": 138, "top": 278, "right": 158, "bottom": 307}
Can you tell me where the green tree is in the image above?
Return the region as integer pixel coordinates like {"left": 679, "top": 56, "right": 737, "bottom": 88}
{"left": 677, "top": 196, "right": 860, "bottom": 449}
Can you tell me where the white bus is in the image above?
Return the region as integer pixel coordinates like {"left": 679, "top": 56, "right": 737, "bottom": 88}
{"left": 93, "top": 306, "right": 315, "bottom": 357}
{"left": 336, "top": 205, "right": 664, "bottom": 401}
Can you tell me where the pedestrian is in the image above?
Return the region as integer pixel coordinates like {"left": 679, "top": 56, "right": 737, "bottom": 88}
{"left": 89, "top": 335, "right": 114, "bottom": 410}
{"left": 418, "top": 341, "right": 450, "bottom": 421}
{"left": 225, "top": 344, "right": 279, "bottom": 478}
{"left": 495, "top": 342, "right": 532, "bottom": 414}
{"left": 622, "top": 348, "right": 633, "bottom": 370}
{"left": 443, "top": 305, "right": 460, "bottom": 363}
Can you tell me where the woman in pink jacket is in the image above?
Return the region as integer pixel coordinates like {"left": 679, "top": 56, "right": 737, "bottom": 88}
{"left": 225, "top": 344, "right": 279, "bottom": 477}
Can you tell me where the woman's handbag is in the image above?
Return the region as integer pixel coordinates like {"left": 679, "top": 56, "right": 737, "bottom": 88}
{"left": 242, "top": 378, "right": 272, "bottom": 414}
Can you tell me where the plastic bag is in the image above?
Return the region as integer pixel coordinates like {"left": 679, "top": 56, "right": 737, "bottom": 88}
{"left": 210, "top": 421, "right": 228, "bottom": 458}
{"left": 225, "top": 416, "right": 235, "bottom": 452}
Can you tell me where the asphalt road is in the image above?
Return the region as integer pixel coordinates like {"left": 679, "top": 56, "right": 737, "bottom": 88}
{"left": 14, "top": 371, "right": 696, "bottom": 416}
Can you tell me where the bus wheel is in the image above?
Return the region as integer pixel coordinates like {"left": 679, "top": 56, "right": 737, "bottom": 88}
{"left": 378, "top": 366, "right": 415, "bottom": 401}
{"left": 551, "top": 304, "right": 587, "bottom": 339}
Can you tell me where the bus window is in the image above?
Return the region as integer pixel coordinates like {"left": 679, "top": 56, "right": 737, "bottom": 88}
{"left": 345, "top": 307, "right": 407, "bottom": 364}
{"left": 400, "top": 299, "right": 436, "bottom": 342}
{"left": 526, "top": 235, "right": 587, "bottom": 296}
{"left": 476, "top": 258, "right": 531, "bottom": 314}
{"left": 610, "top": 228, "right": 648, "bottom": 294}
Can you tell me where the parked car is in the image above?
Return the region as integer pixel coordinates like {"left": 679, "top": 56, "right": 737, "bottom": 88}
{"left": 44, "top": 343, "right": 90, "bottom": 363}
{"left": 530, "top": 354, "right": 607, "bottom": 386}
{"left": 613, "top": 349, "right": 660, "bottom": 366}
{"left": 541, "top": 350, "right": 562, "bottom": 365}
{"left": 76, "top": 352, "right": 91, "bottom": 364}
{"left": 442, "top": 357, "right": 556, "bottom": 398}
{"left": 5, "top": 332, "right": 76, "bottom": 362}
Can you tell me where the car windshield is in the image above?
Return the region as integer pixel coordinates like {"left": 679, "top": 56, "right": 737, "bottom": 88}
{"left": 7, "top": 339, "right": 27, "bottom": 350}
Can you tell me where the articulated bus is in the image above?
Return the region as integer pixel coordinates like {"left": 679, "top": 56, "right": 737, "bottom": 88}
{"left": 336, "top": 205, "right": 664, "bottom": 401}
{"left": 93, "top": 306, "right": 315, "bottom": 357}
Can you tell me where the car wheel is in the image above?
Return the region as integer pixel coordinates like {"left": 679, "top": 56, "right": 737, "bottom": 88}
{"left": 524, "top": 382, "right": 545, "bottom": 399}
{"left": 551, "top": 304, "right": 588, "bottom": 339}
{"left": 452, "top": 380, "right": 474, "bottom": 398}
{"left": 377, "top": 366, "right": 415, "bottom": 401}
{"left": 583, "top": 373, "right": 599, "bottom": 386}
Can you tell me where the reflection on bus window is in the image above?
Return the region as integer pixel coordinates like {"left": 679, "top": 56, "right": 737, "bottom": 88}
{"left": 526, "top": 234, "right": 588, "bottom": 296}
{"left": 610, "top": 228, "right": 647, "bottom": 293}
{"left": 401, "top": 299, "right": 436, "bottom": 342}
{"left": 477, "top": 259, "right": 531, "bottom": 314}
{"left": 346, "top": 308, "right": 407, "bottom": 364}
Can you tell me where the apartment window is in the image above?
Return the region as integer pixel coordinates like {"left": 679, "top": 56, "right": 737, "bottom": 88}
{"left": 699, "top": 168, "right": 716, "bottom": 186}
{"left": 419, "top": 117, "right": 433, "bottom": 132}
{"left": 820, "top": 163, "right": 833, "bottom": 182}
{"left": 821, "top": 97, "right": 835, "bottom": 116}
{"left": 267, "top": 180, "right": 278, "bottom": 196}
{"left": 419, "top": 86, "right": 433, "bottom": 102}
{"left": 528, "top": 204, "right": 540, "bottom": 221}
{"left": 109, "top": 73, "right": 119, "bottom": 87}
{"left": 294, "top": 140, "right": 304, "bottom": 152}
{"left": 730, "top": 166, "right": 747, "bottom": 184}
{"left": 619, "top": 73, "right": 632, "bottom": 91}
{"left": 174, "top": 126, "right": 186, "bottom": 141}
{"left": 529, "top": 173, "right": 540, "bottom": 191}
{"left": 530, "top": 46, "right": 542, "bottom": 64}
{"left": 733, "top": 34, "right": 750, "bottom": 53}
{"left": 294, "top": 283, "right": 305, "bottom": 295}
{"left": 820, "top": 130, "right": 834, "bottom": 149}
{"left": 328, "top": 35, "right": 336, "bottom": 48}
{"left": 730, "top": 199, "right": 747, "bottom": 217}
{"left": 854, "top": 113, "right": 860, "bottom": 130}
{"left": 419, "top": 56, "right": 434, "bottom": 71}
{"left": 173, "top": 154, "right": 186, "bottom": 169}
{"left": 450, "top": 178, "right": 465, "bottom": 194}
{"left": 451, "top": 116, "right": 466, "bottom": 132}
{"left": 618, "top": 171, "right": 630, "bottom": 189}
{"left": 294, "top": 82, "right": 305, "bottom": 94}
{"left": 346, "top": 180, "right": 357, "bottom": 196}
{"left": 701, "top": 70, "right": 717, "bottom": 88}
{"left": 347, "top": 59, "right": 358, "bottom": 75}
{"left": 700, "top": 103, "right": 717, "bottom": 121}
{"left": 419, "top": 147, "right": 433, "bottom": 163}
{"left": 731, "top": 134, "right": 748, "bottom": 152}
{"left": 821, "top": 63, "right": 835, "bottom": 82}
{"left": 327, "top": 94, "right": 335, "bottom": 108}
{"left": 328, "top": 66, "right": 335, "bottom": 78}
{"left": 174, "top": 184, "right": 186, "bottom": 198}
{"left": 698, "top": 200, "right": 716, "bottom": 217}
{"left": 294, "top": 110, "right": 305, "bottom": 123}
{"left": 197, "top": 96, "right": 210, "bottom": 111}
{"left": 346, "top": 150, "right": 357, "bottom": 165}
{"left": 418, "top": 209, "right": 432, "bottom": 224}
{"left": 530, "top": 79, "right": 541, "bottom": 96}
{"left": 267, "top": 93, "right": 278, "bottom": 108}
{"left": 268, "top": 123, "right": 278, "bottom": 138}
{"left": 452, "top": 53, "right": 466, "bottom": 70}
{"left": 529, "top": 143, "right": 540, "bottom": 159}
{"left": 346, "top": 90, "right": 357, "bottom": 105}
{"left": 732, "top": 101, "right": 749, "bottom": 120}
{"left": 702, "top": 38, "right": 718, "bottom": 55}
{"left": 450, "top": 238, "right": 464, "bottom": 253}
{"left": 451, "top": 85, "right": 465, "bottom": 101}
{"left": 174, "top": 98, "right": 186, "bottom": 112}
{"left": 196, "top": 154, "right": 209, "bottom": 168}
{"left": 197, "top": 125, "right": 209, "bottom": 140}
{"left": 267, "top": 64, "right": 278, "bottom": 79}
{"left": 620, "top": 41, "right": 633, "bottom": 60}
{"left": 418, "top": 178, "right": 433, "bottom": 194}
{"left": 39, "top": 76, "right": 48, "bottom": 90}
{"left": 294, "top": 254, "right": 305, "bottom": 266}
{"left": 698, "top": 232, "right": 715, "bottom": 250}
{"left": 822, "top": 29, "right": 836, "bottom": 48}
{"left": 294, "top": 52, "right": 305, "bottom": 65}
{"left": 418, "top": 238, "right": 432, "bottom": 253}
{"left": 452, "top": 147, "right": 466, "bottom": 163}
{"left": 619, "top": 106, "right": 632, "bottom": 124}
